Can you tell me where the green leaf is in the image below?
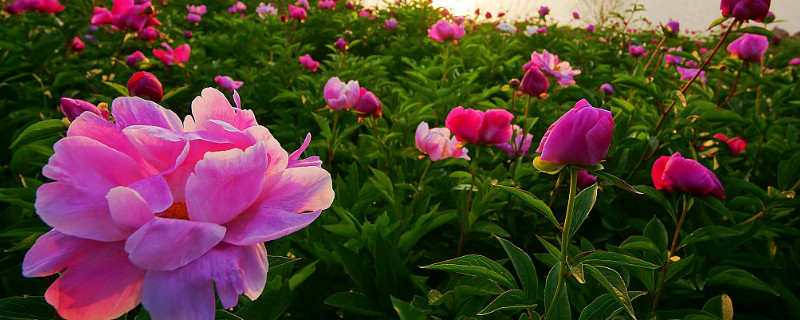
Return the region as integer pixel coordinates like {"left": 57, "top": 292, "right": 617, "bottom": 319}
{"left": 0, "top": 296, "right": 55, "bottom": 320}
{"left": 666, "top": 51, "right": 700, "bottom": 63}
{"left": 544, "top": 264, "right": 570, "bottom": 320}
{"left": 702, "top": 294, "right": 734, "bottom": 320}
{"left": 288, "top": 260, "right": 317, "bottom": 291}
{"left": 494, "top": 184, "right": 560, "bottom": 229}
{"left": 610, "top": 98, "right": 635, "bottom": 113}
{"left": 422, "top": 254, "right": 518, "bottom": 289}
{"left": 585, "top": 265, "right": 637, "bottom": 319}
{"left": 102, "top": 80, "right": 130, "bottom": 97}
{"left": 706, "top": 266, "right": 779, "bottom": 296}
{"left": 10, "top": 119, "right": 66, "bottom": 149}
{"left": 700, "top": 109, "right": 745, "bottom": 123}
{"left": 215, "top": 310, "right": 244, "bottom": 320}
{"left": 568, "top": 183, "right": 599, "bottom": 239}
{"left": 593, "top": 171, "right": 642, "bottom": 194}
{"left": 644, "top": 216, "right": 668, "bottom": 252}
{"left": 537, "top": 235, "right": 562, "bottom": 261}
{"left": 325, "top": 292, "right": 386, "bottom": 317}
{"left": 708, "top": 17, "right": 730, "bottom": 30}
{"left": 162, "top": 85, "right": 190, "bottom": 102}
{"left": 578, "top": 294, "right": 619, "bottom": 320}
{"left": 777, "top": 152, "right": 800, "bottom": 190}
{"left": 698, "top": 196, "right": 735, "bottom": 222}
{"left": 636, "top": 185, "right": 676, "bottom": 219}
{"left": 477, "top": 289, "right": 536, "bottom": 315}
{"left": 580, "top": 250, "right": 659, "bottom": 269}
{"left": 736, "top": 26, "right": 774, "bottom": 39}
{"left": 677, "top": 226, "right": 743, "bottom": 250}
{"left": 390, "top": 296, "right": 427, "bottom": 320}
{"left": 495, "top": 236, "right": 538, "bottom": 303}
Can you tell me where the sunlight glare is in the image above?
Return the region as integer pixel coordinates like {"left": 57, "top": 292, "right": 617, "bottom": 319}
{"left": 430, "top": 0, "right": 476, "bottom": 17}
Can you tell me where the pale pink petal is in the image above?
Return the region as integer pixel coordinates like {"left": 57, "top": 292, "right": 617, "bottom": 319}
{"left": 107, "top": 187, "right": 155, "bottom": 234}
{"left": 191, "top": 88, "right": 257, "bottom": 131}
{"left": 36, "top": 182, "right": 126, "bottom": 242}
{"left": 111, "top": 97, "right": 183, "bottom": 132}
{"left": 67, "top": 112, "right": 153, "bottom": 173}
{"left": 186, "top": 142, "right": 267, "bottom": 225}
{"left": 202, "top": 243, "right": 268, "bottom": 308}
{"left": 123, "top": 125, "right": 189, "bottom": 173}
{"left": 127, "top": 175, "right": 173, "bottom": 213}
{"left": 224, "top": 208, "right": 322, "bottom": 245}
{"left": 125, "top": 218, "right": 225, "bottom": 271}
{"left": 44, "top": 242, "right": 145, "bottom": 320}
{"left": 42, "top": 136, "right": 144, "bottom": 191}
{"left": 142, "top": 260, "right": 215, "bottom": 320}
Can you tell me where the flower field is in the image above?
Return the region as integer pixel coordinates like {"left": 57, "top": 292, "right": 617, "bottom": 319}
{"left": 1, "top": 0, "right": 799, "bottom": 319}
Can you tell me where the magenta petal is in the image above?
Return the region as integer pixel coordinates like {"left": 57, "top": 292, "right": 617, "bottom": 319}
{"left": 112, "top": 97, "right": 183, "bottom": 132}
{"left": 22, "top": 230, "right": 99, "bottom": 277}
{"left": 107, "top": 187, "right": 155, "bottom": 234}
{"left": 186, "top": 142, "right": 267, "bottom": 225}
{"left": 191, "top": 88, "right": 257, "bottom": 131}
{"left": 202, "top": 243, "right": 268, "bottom": 308}
{"left": 125, "top": 218, "right": 225, "bottom": 271}
{"left": 123, "top": 125, "right": 189, "bottom": 173}
{"left": 36, "top": 182, "right": 127, "bottom": 242}
{"left": 224, "top": 208, "right": 322, "bottom": 245}
{"left": 67, "top": 112, "right": 152, "bottom": 172}
{"left": 127, "top": 175, "right": 173, "bottom": 213}
{"left": 42, "top": 136, "right": 144, "bottom": 192}
{"left": 141, "top": 260, "right": 215, "bottom": 320}
{"left": 44, "top": 242, "right": 145, "bottom": 320}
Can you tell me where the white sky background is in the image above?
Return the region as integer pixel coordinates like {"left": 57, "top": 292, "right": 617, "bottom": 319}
{"left": 362, "top": 0, "right": 800, "bottom": 34}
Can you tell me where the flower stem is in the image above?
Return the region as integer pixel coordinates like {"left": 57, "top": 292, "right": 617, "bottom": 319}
{"left": 651, "top": 194, "right": 691, "bottom": 312}
{"left": 326, "top": 112, "right": 341, "bottom": 171}
{"left": 544, "top": 166, "right": 578, "bottom": 320}
{"left": 643, "top": 36, "right": 667, "bottom": 75}
{"left": 457, "top": 147, "right": 479, "bottom": 256}
{"left": 718, "top": 59, "right": 744, "bottom": 109}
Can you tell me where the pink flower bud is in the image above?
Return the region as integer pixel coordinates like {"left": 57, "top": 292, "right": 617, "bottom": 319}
{"left": 354, "top": 88, "right": 381, "bottom": 118}
{"left": 427, "top": 20, "right": 466, "bottom": 42}
{"left": 577, "top": 170, "right": 597, "bottom": 189}
{"left": 727, "top": 33, "right": 769, "bottom": 62}
{"left": 446, "top": 107, "right": 514, "bottom": 145}
{"left": 125, "top": 50, "right": 149, "bottom": 68}
{"left": 127, "top": 71, "right": 163, "bottom": 102}
{"left": 323, "top": 77, "right": 360, "bottom": 111}
{"left": 298, "top": 54, "right": 319, "bottom": 72}
{"left": 720, "top": 0, "right": 770, "bottom": 21}
{"left": 60, "top": 98, "right": 109, "bottom": 122}
{"left": 334, "top": 37, "right": 348, "bottom": 51}
{"left": 600, "top": 83, "right": 613, "bottom": 95}
{"left": 536, "top": 99, "right": 613, "bottom": 166}
{"left": 520, "top": 67, "right": 548, "bottom": 97}
{"left": 652, "top": 152, "right": 724, "bottom": 199}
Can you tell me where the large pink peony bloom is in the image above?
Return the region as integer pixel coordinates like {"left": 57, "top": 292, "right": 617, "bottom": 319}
{"left": 536, "top": 99, "right": 613, "bottom": 167}
{"left": 415, "top": 122, "right": 470, "bottom": 162}
{"left": 523, "top": 50, "right": 581, "bottom": 87}
{"left": 427, "top": 20, "right": 466, "bottom": 42}
{"left": 91, "top": 0, "right": 161, "bottom": 31}
{"left": 445, "top": 107, "right": 514, "bottom": 145}
{"left": 24, "top": 88, "right": 334, "bottom": 320}
{"left": 152, "top": 42, "right": 190, "bottom": 67}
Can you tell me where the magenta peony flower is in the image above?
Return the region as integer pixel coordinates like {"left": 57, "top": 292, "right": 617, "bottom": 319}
{"left": 334, "top": 37, "right": 348, "bottom": 51}
{"left": 536, "top": 99, "right": 613, "bottom": 167}
{"left": 790, "top": 58, "right": 800, "bottom": 65}
{"left": 186, "top": 4, "right": 206, "bottom": 15}
{"left": 586, "top": 24, "right": 595, "bottom": 32}
{"left": 91, "top": 0, "right": 161, "bottom": 31}
{"left": 524, "top": 50, "right": 581, "bottom": 87}
{"left": 298, "top": 54, "right": 319, "bottom": 72}
{"left": 573, "top": 11, "right": 580, "bottom": 19}
{"left": 153, "top": 42, "right": 190, "bottom": 67}
{"left": 538, "top": 6, "right": 549, "bottom": 16}
{"left": 228, "top": 1, "right": 247, "bottom": 13}
{"left": 665, "top": 20, "right": 680, "bottom": 35}
{"left": 323, "top": 77, "right": 360, "bottom": 111}
{"left": 600, "top": 83, "right": 613, "bottom": 95}
{"left": 652, "top": 152, "right": 724, "bottom": 199}
{"left": 427, "top": 20, "right": 466, "bottom": 42}
{"left": 126, "top": 51, "right": 149, "bottom": 68}
{"left": 384, "top": 18, "right": 398, "bottom": 30}
{"left": 721, "top": 0, "right": 771, "bottom": 21}
{"left": 183, "top": 30, "right": 193, "bottom": 38}
{"left": 664, "top": 47, "right": 684, "bottom": 66}
{"left": 318, "top": 0, "right": 335, "bottom": 9}
{"left": 354, "top": 88, "right": 382, "bottom": 118}
{"left": 629, "top": 45, "right": 646, "bottom": 57}
{"left": 215, "top": 76, "right": 244, "bottom": 92}
{"left": 714, "top": 134, "right": 747, "bottom": 156}
{"left": 24, "top": 88, "right": 334, "bottom": 320}
{"left": 677, "top": 67, "right": 707, "bottom": 83}
{"left": 520, "top": 67, "right": 549, "bottom": 97}
{"left": 494, "top": 125, "right": 533, "bottom": 157}
{"left": 297, "top": 0, "right": 310, "bottom": 10}
{"left": 187, "top": 13, "right": 201, "bottom": 23}
{"left": 288, "top": 4, "right": 307, "bottom": 21}
{"left": 127, "top": 71, "right": 163, "bottom": 103}
{"left": 445, "top": 107, "right": 514, "bottom": 145}
{"left": 577, "top": 170, "right": 597, "bottom": 189}
{"left": 71, "top": 36, "right": 85, "bottom": 54}
{"left": 415, "top": 122, "right": 470, "bottom": 162}
{"left": 452, "top": 16, "right": 466, "bottom": 25}
{"left": 5, "top": 0, "right": 64, "bottom": 14}
{"left": 60, "top": 98, "right": 109, "bottom": 122}
{"left": 138, "top": 26, "right": 159, "bottom": 42}
{"left": 727, "top": 33, "right": 769, "bottom": 62}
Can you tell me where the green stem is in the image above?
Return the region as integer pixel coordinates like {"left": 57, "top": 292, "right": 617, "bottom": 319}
{"left": 718, "top": 60, "right": 744, "bottom": 109}
{"left": 651, "top": 194, "right": 691, "bottom": 312}
{"left": 457, "top": 147, "right": 479, "bottom": 256}
{"left": 326, "top": 112, "right": 341, "bottom": 171}
{"left": 545, "top": 167, "right": 578, "bottom": 320}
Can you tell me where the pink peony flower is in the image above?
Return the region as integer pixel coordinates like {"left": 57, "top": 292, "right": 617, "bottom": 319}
{"left": 256, "top": 2, "right": 277, "bottom": 18}
{"left": 445, "top": 107, "right": 514, "bottom": 145}
{"left": 318, "top": 0, "right": 335, "bottom": 9}
{"left": 288, "top": 4, "right": 307, "bottom": 21}
{"left": 790, "top": 58, "right": 800, "bottom": 65}
{"left": 60, "top": 98, "right": 109, "bottom": 122}
{"left": 427, "top": 20, "right": 466, "bottom": 42}
{"left": 600, "top": 83, "right": 613, "bottom": 95}
{"left": 228, "top": 1, "right": 247, "bottom": 13}
{"left": 577, "top": 170, "right": 597, "bottom": 189}
{"left": 71, "top": 36, "right": 85, "bottom": 54}
{"left": 126, "top": 50, "right": 149, "bottom": 68}
{"left": 383, "top": 18, "right": 399, "bottom": 30}
{"left": 127, "top": 71, "right": 163, "bottom": 102}
{"left": 187, "top": 13, "right": 201, "bottom": 23}
{"left": 652, "top": 152, "right": 724, "bottom": 199}
{"left": 91, "top": 0, "right": 161, "bottom": 31}
{"left": 677, "top": 67, "right": 706, "bottom": 83}
{"left": 586, "top": 24, "right": 595, "bottom": 32}
{"left": 538, "top": 6, "right": 549, "bottom": 16}
{"left": 5, "top": 0, "right": 64, "bottom": 14}
{"left": 298, "top": 54, "right": 319, "bottom": 72}
{"left": 665, "top": 20, "right": 680, "bottom": 35}
{"left": 186, "top": 4, "right": 206, "bottom": 15}
{"left": 215, "top": 76, "right": 244, "bottom": 92}
{"left": 24, "top": 88, "right": 334, "bottom": 320}
{"left": 721, "top": 0, "right": 771, "bottom": 21}
{"left": 727, "top": 33, "right": 769, "bottom": 62}
{"left": 354, "top": 87, "right": 382, "bottom": 118}
{"left": 334, "top": 37, "right": 348, "bottom": 51}
{"left": 524, "top": 50, "right": 581, "bottom": 87}
{"left": 323, "top": 77, "right": 360, "bottom": 111}
{"left": 714, "top": 134, "right": 747, "bottom": 156}
{"left": 415, "top": 122, "right": 470, "bottom": 162}
{"left": 152, "top": 42, "right": 190, "bottom": 67}
{"left": 629, "top": 45, "right": 646, "bottom": 57}
{"left": 138, "top": 26, "right": 159, "bottom": 42}
{"left": 494, "top": 125, "right": 533, "bottom": 157}
{"left": 664, "top": 47, "right": 684, "bottom": 66}
{"left": 536, "top": 99, "right": 613, "bottom": 167}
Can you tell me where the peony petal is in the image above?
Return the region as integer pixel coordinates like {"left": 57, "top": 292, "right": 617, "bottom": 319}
{"left": 111, "top": 97, "right": 183, "bottom": 132}
{"left": 67, "top": 112, "right": 153, "bottom": 173}
{"left": 22, "top": 230, "right": 100, "bottom": 277}
{"left": 42, "top": 136, "right": 144, "bottom": 192}
{"left": 107, "top": 187, "right": 155, "bottom": 234}
{"left": 125, "top": 218, "right": 225, "bottom": 271}
{"left": 224, "top": 208, "right": 322, "bottom": 246}
{"left": 186, "top": 142, "right": 267, "bottom": 225}
{"left": 44, "top": 242, "right": 145, "bottom": 320}
{"left": 141, "top": 259, "right": 215, "bottom": 320}
{"left": 123, "top": 125, "right": 189, "bottom": 173}
{"left": 191, "top": 88, "right": 257, "bottom": 131}
{"left": 201, "top": 243, "right": 268, "bottom": 308}
{"left": 36, "top": 182, "right": 127, "bottom": 242}
{"left": 127, "top": 174, "right": 173, "bottom": 213}
{"left": 445, "top": 107, "right": 482, "bottom": 144}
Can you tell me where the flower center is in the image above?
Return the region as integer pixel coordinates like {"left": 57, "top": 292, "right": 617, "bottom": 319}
{"left": 155, "top": 202, "right": 189, "bottom": 220}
